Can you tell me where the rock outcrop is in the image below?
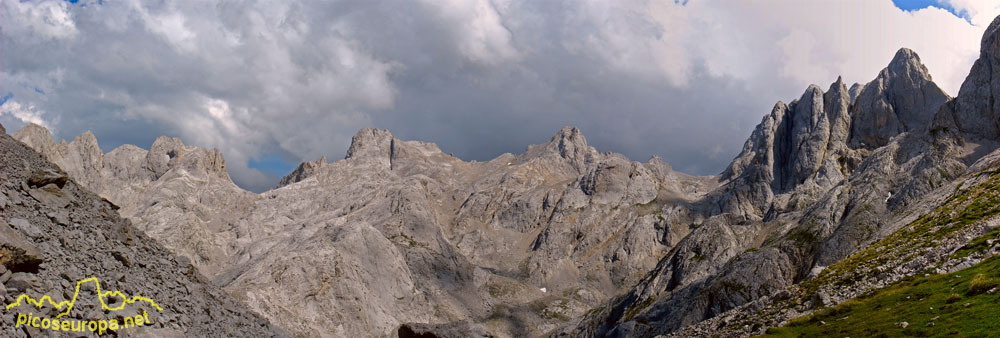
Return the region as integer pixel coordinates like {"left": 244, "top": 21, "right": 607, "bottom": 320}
{"left": 849, "top": 48, "right": 949, "bottom": 149}
{"left": 935, "top": 15, "right": 1000, "bottom": 142}
{"left": 12, "top": 127, "right": 256, "bottom": 279}
{"left": 277, "top": 156, "right": 325, "bottom": 188}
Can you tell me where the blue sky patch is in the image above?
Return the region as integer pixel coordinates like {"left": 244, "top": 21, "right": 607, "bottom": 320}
{"left": 892, "top": 0, "right": 969, "bottom": 21}
{"left": 248, "top": 154, "right": 297, "bottom": 177}
{"left": 0, "top": 93, "right": 12, "bottom": 106}
{"left": 64, "top": 0, "right": 103, "bottom": 6}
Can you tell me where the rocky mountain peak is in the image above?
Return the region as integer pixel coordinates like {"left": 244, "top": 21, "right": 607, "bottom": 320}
{"left": 11, "top": 123, "right": 54, "bottom": 152}
{"left": 887, "top": 47, "right": 929, "bottom": 78}
{"left": 521, "top": 126, "right": 598, "bottom": 171}
{"left": 849, "top": 48, "right": 948, "bottom": 149}
{"left": 938, "top": 15, "right": 1000, "bottom": 141}
{"left": 715, "top": 76, "right": 854, "bottom": 220}
{"left": 829, "top": 76, "right": 848, "bottom": 97}
{"left": 849, "top": 82, "right": 863, "bottom": 103}
{"left": 549, "top": 125, "right": 585, "bottom": 152}
{"left": 277, "top": 155, "right": 327, "bottom": 188}
{"left": 73, "top": 130, "right": 99, "bottom": 148}
{"left": 345, "top": 128, "right": 396, "bottom": 166}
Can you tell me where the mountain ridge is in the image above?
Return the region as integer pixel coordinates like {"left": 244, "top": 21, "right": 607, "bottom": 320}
{"left": 8, "top": 16, "right": 1000, "bottom": 338}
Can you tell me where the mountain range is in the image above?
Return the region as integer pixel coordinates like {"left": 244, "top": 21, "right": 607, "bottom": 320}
{"left": 3, "top": 14, "right": 1000, "bottom": 338}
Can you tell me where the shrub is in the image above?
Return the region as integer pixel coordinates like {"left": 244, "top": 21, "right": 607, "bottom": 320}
{"left": 967, "top": 274, "right": 996, "bottom": 296}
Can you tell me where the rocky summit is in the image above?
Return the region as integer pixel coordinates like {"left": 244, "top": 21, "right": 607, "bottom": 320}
{"left": 8, "top": 14, "right": 1000, "bottom": 338}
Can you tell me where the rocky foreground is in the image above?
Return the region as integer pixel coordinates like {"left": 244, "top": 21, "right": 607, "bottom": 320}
{"left": 0, "top": 125, "right": 289, "bottom": 337}
{"left": 7, "top": 14, "right": 1000, "bottom": 338}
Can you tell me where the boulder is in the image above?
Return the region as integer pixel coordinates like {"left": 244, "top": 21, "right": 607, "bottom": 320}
{"left": 0, "top": 222, "right": 43, "bottom": 272}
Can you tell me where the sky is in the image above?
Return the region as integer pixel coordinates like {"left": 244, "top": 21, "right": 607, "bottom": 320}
{"left": 1, "top": 0, "right": 998, "bottom": 192}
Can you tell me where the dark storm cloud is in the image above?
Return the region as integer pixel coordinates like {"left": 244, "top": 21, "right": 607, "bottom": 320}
{"left": 0, "top": 0, "right": 991, "bottom": 192}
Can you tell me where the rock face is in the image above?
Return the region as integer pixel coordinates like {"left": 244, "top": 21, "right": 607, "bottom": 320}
{"left": 11, "top": 127, "right": 256, "bottom": 279}
{"left": 0, "top": 131, "right": 287, "bottom": 337}
{"left": 277, "top": 156, "right": 325, "bottom": 188}
{"left": 936, "top": 15, "right": 1000, "bottom": 141}
{"left": 849, "top": 48, "right": 949, "bottom": 149}
{"left": 714, "top": 78, "right": 856, "bottom": 221}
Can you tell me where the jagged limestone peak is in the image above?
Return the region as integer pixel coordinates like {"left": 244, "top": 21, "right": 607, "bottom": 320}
{"left": 345, "top": 128, "right": 395, "bottom": 160}
{"left": 849, "top": 48, "right": 949, "bottom": 149}
{"left": 277, "top": 155, "right": 328, "bottom": 188}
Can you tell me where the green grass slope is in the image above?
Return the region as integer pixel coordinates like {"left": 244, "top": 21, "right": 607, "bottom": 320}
{"left": 761, "top": 255, "right": 1000, "bottom": 338}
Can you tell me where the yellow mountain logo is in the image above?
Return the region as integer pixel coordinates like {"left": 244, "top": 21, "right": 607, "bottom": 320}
{"left": 5, "top": 276, "right": 163, "bottom": 334}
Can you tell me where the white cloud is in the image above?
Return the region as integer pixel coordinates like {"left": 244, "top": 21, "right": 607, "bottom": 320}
{"left": 635, "top": 0, "right": 988, "bottom": 96}
{"left": 0, "top": 0, "right": 78, "bottom": 41}
{"left": 424, "top": 0, "right": 520, "bottom": 64}
{"left": 942, "top": 0, "right": 1000, "bottom": 26}
{"left": 0, "top": 100, "right": 51, "bottom": 130}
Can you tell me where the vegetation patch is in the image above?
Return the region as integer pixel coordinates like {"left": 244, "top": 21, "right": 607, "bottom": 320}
{"left": 622, "top": 296, "right": 655, "bottom": 322}
{"left": 761, "top": 255, "right": 1000, "bottom": 337}
{"left": 951, "top": 226, "right": 1000, "bottom": 259}
{"left": 389, "top": 232, "right": 429, "bottom": 249}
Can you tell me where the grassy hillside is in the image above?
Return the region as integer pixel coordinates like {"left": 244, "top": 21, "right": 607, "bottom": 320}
{"left": 761, "top": 255, "right": 1000, "bottom": 337}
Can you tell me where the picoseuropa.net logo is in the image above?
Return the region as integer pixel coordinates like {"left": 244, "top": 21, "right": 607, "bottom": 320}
{"left": 5, "top": 276, "right": 163, "bottom": 335}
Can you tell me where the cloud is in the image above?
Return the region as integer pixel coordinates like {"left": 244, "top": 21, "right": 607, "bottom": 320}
{"left": 0, "top": 0, "right": 996, "bottom": 192}
{"left": 2, "top": 0, "right": 78, "bottom": 40}
{"left": 0, "top": 100, "right": 52, "bottom": 130}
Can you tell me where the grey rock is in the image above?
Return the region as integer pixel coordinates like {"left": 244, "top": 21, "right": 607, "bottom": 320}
{"left": 0, "top": 223, "right": 43, "bottom": 272}
{"left": 849, "top": 48, "right": 949, "bottom": 149}
{"left": 713, "top": 77, "right": 854, "bottom": 220}
{"left": 277, "top": 156, "right": 325, "bottom": 187}
{"left": 0, "top": 130, "right": 289, "bottom": 337}
{"left": 936, "top": 15, "right": 1000, "bottom": 141}
{"left": 27, "top": 168, "right": 68, "bottom": 188}
{"left": 848, "top": 82, "right": 863, "bottom": 103}
{"left": 5, "top": 272, "right": 38, "bottom": 292}
{"left": 8, "top": 218, "right": 43, "bottom": 239}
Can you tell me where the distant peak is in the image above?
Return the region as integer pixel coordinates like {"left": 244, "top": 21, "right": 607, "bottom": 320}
{"left": 828, "top": 76, "right": 848, "bottom": 95}
{"left": 891, "top": 48, "right": 920, "bottom": 65}
{"left": 848, "top": 83, "right": 863, "bottom": 103}
{"left": 16, "top": 123, "right": 52, "bottom": 138}
{"left": 71, "top": 130, "right": 98, "bottom": 146}
{"left": 554, "top": 126, "right": 581, "bottom": 138}
{"left": 519, "top": 126, "right": 599, "bottom": 171}
{"left": 546, "top": 126, "right": 589, "bottom": 156}
{"left": 277, "top": 155, "right": 327, "bottom": 188}
{"left": 11, "top": 123, "right": 56, "bottom": 151}
{"left": 886, "top": 48, "right": 932, "bottom": 81}
{"left": 345, "top": 128, "right": 395, "bottom": 162}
